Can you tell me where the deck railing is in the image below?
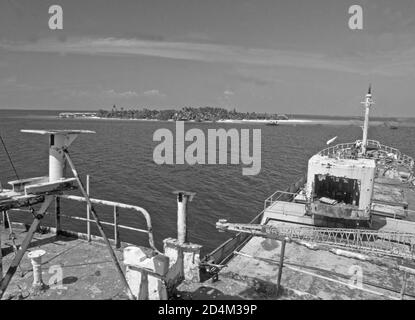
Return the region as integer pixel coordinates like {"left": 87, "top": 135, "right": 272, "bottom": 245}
{"left": 264, "top": 175, "right": 307, "bottom": 210}
{"left": 8, "top": 175, "right": 158, "bottom": 252}
{"left": 202, "top": 175, "right": 306, "bottom": 271}
{"left": 264, "top": 190, "right": 299, "bottom": 210}
{"left": 57, "top": 194, "right": 157, "bottom": 251}
{"left": 319, "top": 140, "right": 415, "bottom": 168}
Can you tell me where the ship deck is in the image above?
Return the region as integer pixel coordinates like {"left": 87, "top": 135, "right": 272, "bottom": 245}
{"left": 0, "top": 224, "right": 129, "bottom": 300}
{"left": 178, "top": 219, "right": 415, "bottom": 300}
{"left": 177, "top": 162, "right": 415, "bottom": 300}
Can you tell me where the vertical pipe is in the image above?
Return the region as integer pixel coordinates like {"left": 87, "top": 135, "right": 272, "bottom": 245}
{"left": 55, "top": 197, "right": 61, "bottom": 235}
{"left": 86, "top": 174, "right": 91, "bottom": 242}
{"left": 276, "top": 238, "right": 287, "bottom": 296}
{"left": 177, "top": 193, "right": 188, "bottom": 244}
{"left": 114, "top": 206, "right": 120, "bottom": 249}
{"left": 361, "top": 87, "right": 373, "bottom": 155}
{"left": 362, "top": 103, "right": 370, "bottom": 155}
{"left": 49, "top": 134, "right": 66, "bottom": 182}
{"left": 2, "top": 211, "right": 8, "bottom": 229}
{"left": 400, "top": 272, "right": 408, "bottom": 300}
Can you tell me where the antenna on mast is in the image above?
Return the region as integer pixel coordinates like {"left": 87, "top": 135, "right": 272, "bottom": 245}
{"left": 360, "top": 84, "right": 374, "bottom": 155}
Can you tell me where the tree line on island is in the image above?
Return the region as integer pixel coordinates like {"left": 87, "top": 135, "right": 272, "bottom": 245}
{"left": 96, "top": 105, "right": 289, "bottom": 121}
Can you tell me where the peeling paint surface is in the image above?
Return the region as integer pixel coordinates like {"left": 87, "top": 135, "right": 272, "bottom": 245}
{"left": 1, "top": 226, "right": 129, "bottom": 300}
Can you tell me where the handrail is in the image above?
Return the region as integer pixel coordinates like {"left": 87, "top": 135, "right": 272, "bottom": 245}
{"left": 318, "top": 140, "right": 415, "bottom": 168}
{"left": 202, "top": 208, "right": 266, "bottom": 269}
{"left": 58, "top": 194, "right": 159, "bottom": 252}
{"left": 264, "top": 190, "right": 299, "bottom": 209}
{"left": 204, "top": 176, "right": 306, "bottom": 270}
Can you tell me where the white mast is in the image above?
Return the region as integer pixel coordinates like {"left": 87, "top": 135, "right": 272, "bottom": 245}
{"left": 361, "top": 85, "right": 374, "bottom": 155}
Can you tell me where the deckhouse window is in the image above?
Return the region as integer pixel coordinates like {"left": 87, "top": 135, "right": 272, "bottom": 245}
{"left": 314, "top": 174, "right": 360, "bottom": 206}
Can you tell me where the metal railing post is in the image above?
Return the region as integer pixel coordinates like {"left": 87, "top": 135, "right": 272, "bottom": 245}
{"left": 276, "top": 238, "right": 287, "bottom": 296}
{"left": 86, "top": 174, "right": 91, "bottom": 242}
{"left": 400, "top": 271, "right": 408, "bottom": 300}
{"left": 114, "top": 206, "right": 120, "bottom": 249}
{"left": 2, "top": 210, "right": 9, "bottom": 229}
{"left": 55, "top": 197, "right": 61, "bottom": 235}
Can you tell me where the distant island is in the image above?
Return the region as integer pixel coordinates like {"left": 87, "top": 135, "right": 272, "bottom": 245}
{"left": 59, "top": 105, "right": 289, "bottom": 122}
{"left": 57, "top": 106, "right": 415, "bottom": 127}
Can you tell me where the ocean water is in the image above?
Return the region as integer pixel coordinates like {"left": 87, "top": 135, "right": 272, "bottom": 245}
{"left": 1, "top": 110, "right": 415, "bottom": 255}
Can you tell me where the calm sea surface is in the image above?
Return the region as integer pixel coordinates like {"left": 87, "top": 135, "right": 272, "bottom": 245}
{"left": 1, "top": 110, "right": 415, "bottom": 255}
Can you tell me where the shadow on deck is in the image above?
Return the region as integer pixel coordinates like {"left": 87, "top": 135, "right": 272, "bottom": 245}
{"left": 1, "top": 225, "right": 129, "bottom": 300}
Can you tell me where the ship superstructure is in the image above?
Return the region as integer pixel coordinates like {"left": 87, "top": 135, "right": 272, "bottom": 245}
{"left": 259, "top": 86, "right": 415, "bottom": 229}
{"left": 190, "top": 87, "right": 415, "bottom": 300}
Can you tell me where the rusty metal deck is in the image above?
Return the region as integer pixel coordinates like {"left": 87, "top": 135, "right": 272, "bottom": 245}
{"left": 178, "top": 219, "right": 415, "bottom": 300}
{"left": 182, "top": 170, "right": 415, "bottom": 300}
{"left": 1, "top": 225, "right": 128, "bottom": 300}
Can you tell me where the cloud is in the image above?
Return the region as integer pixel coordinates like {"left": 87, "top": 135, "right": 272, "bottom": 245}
{"left": 0, "top": 37, "right": 366, "bottom": 74}
{"left": 142, "top": 89, "right": 165, "bottom": 97}
{"left": 68, "top": 88, "right": 166, "bottom": 100}
{"left": 0, "top": 75, "right": 36, "bottom": 91}
{"left": 236, "top": 74, "right": 274, "bottom": 86}
{"left": 104, "top": 89, "right": 138, "bottom": 98}
{"left": 1, "top": 76, "right": 17, "bottom": 84}
{"left": 1, "top": 36, "right": 415, "bottom": 77}
{"left": 224, "top": 90, "right": 234, "bottom": 96}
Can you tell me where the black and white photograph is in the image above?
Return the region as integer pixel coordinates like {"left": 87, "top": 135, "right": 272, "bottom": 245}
{"left": 1, "top": 0, "right": 415, "bottom": 307}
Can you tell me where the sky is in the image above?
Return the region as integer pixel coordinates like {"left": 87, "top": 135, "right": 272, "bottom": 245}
{"left": 0, "top": 0, "right": 415, "bottom": 116}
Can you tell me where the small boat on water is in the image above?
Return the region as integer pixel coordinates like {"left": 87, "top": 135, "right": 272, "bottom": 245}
{"left": 384, "top": 121, "right": 399, "bottom": 129}
{"left": 265, "top": 120, "right": 279, "bottom": 126}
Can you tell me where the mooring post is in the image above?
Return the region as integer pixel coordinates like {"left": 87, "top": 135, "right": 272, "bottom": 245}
{"left": 86, "top": 174, "right": 91, "bottom": 242}
{"left": 27, "top": 249, "right": 46, "bottom": 290}
{"left": 114, "top": 206, "right": 120, "bottom": 249}
{"left": 163, "top": 191, "right": 202, "bottom": 286}
{"left": 174, "top": 191, "right": 195, "bottom": 244}
{"left": 276, "top": 238, "right": 287, "bottom": 296}
{"left": 177, "top": 194, "right": 187, "bottom": 244}
{"left": 55, "top": 197, "right": 61, "bottom": 235}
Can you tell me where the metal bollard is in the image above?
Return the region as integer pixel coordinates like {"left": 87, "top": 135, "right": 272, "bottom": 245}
{"left": 28, "top": 250, "right": 46, "bottom": 289}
